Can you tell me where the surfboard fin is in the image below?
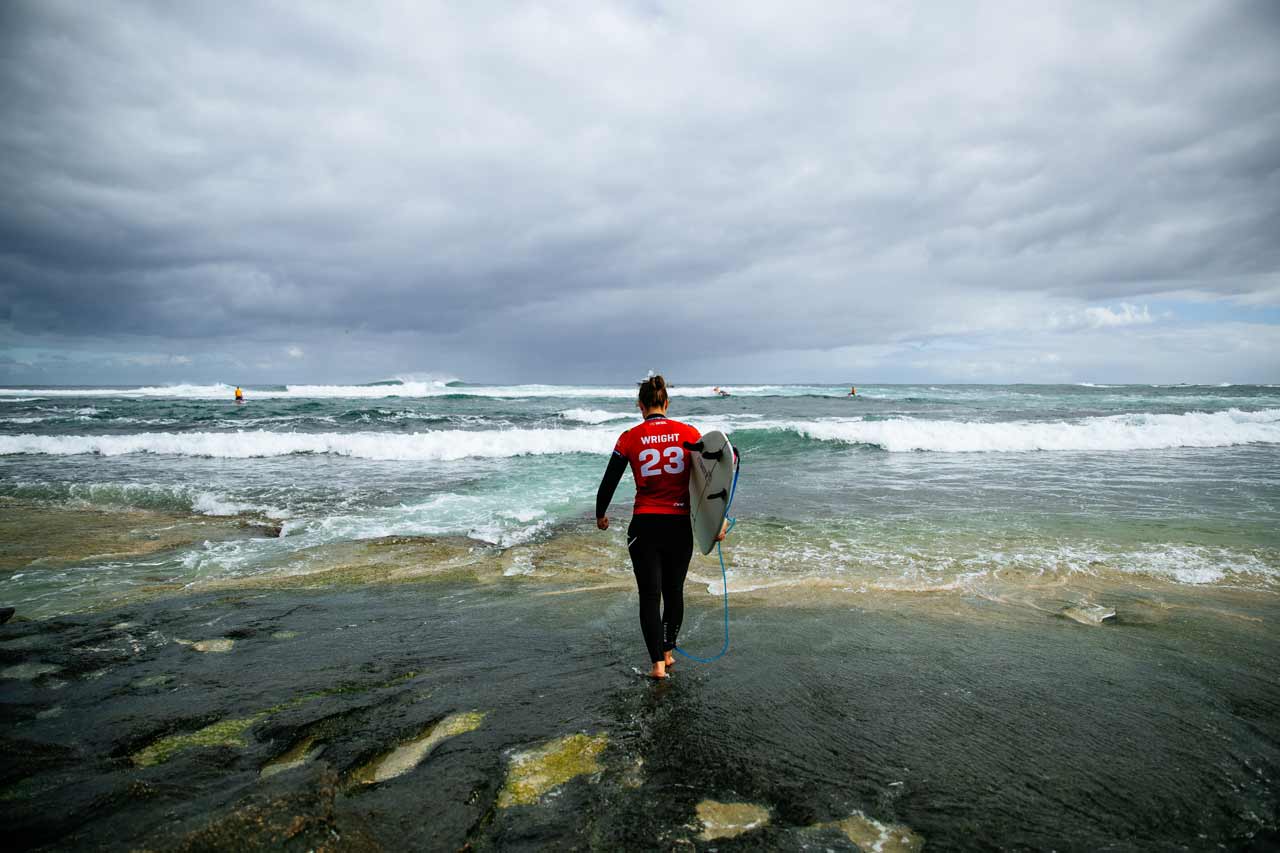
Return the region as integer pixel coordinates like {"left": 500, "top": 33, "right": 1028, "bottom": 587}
{"left": 684, "top": 441, "right": 725, "bottom": 460}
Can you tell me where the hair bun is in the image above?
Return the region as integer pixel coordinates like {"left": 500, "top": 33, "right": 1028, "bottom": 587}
{"left": 637, "top": 373, "right": 669, "bottom": 410}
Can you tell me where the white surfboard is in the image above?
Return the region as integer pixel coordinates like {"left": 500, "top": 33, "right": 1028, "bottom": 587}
{"left": 688, "top": 430, "right": 736, "bottom": 555}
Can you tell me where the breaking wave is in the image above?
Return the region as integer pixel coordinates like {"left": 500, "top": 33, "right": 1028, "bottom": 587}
{"left": 559, "top": 408, "right": 633, "bottom": 424}
{"left": 0, "top": 428, "right": 619, "bottom": 460}
{"left": 0, "top": 381, "right": 847, "bottom": 400}
{"left": 3, "top": 409, "right": 1277, "bottom": 459}
{"left": 0, "top": 381, "right": 460, "bottom": 400}
{"left": 773, "top": 408, "right": 1280, "bottom": 452}
{"left": 0, "top": 480, "right": 280, "bottom": 517}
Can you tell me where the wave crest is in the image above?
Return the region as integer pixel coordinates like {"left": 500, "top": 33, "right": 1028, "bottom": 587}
{"left": 0, "top": 428, "right": 619, "bottom": 460}
{"left": 4, "top": 409, "right": 1277, "bottom": 459}
{"left": 773, "top": 408, "right": 1280, "bottom": 453}
{"left": 559, "top": 408, "right": 632, "bottom": 424}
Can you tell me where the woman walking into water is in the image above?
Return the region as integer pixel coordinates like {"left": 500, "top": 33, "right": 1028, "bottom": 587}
{"left": 596, "top": 374, "right": 722, "bottom": 679}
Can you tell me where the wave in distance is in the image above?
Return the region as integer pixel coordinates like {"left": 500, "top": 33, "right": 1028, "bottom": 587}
{"left": 0, "top": 381, "right": 837, "bottom": 399}
{"left": 3, "top": 409, "right": 1277, "bottom": 458}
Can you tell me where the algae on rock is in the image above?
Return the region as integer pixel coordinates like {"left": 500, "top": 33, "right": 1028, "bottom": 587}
{"left": 260, "top": 736, "right": 323, "bottom": 779}
{"left": 696, "top": 799, "right": 771, "bottom": 840}
{"left": 192, "top": 638, "right": 236, "bottom": 653}
{"left": 821, "top": 810, "right": 924, "bottom": 852}
{"left": 496, "top": 732, "right": 608, "bottom": 808}
{"left": 131, "top": 669, "right": 425, "bottom": 768}
{"left": 132, "top": 715, "right": 264, "bottom": 767}
{"left": 349, "top": 710, "right": 486, "bottom": 785}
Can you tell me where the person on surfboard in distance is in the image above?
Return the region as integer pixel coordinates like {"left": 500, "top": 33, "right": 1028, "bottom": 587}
{"left": 234, "top": 386, "right": 244, "bottom": 403}
{"left": 596, "top": 374, "right": 725, "bottom": 679}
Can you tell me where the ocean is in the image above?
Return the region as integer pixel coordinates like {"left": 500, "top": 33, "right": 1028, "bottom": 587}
{"left": 3, "top": 380, "right": 1279, "bottom": 850}
{"left": 2, "top": 380, "right": 1277, "bottom": 617}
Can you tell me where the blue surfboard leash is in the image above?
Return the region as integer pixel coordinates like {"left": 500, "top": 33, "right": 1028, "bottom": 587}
{"left": 674, "top": 452, "right": 740, "bottom": 663}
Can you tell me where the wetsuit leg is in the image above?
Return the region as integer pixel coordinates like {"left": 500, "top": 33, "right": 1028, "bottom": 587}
{"left": 628, "top": 515, "right": 694, "bottom": 662}
{"left": 660, "top": 520, "right": 693, "bottom": 653}
{"left": 627, "top": 516, "right": 666, "bottom": 663}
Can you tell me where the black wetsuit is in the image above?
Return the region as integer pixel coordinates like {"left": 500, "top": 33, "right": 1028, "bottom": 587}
{"left": 597, "top": 429, "right": 695, "bottom": 664}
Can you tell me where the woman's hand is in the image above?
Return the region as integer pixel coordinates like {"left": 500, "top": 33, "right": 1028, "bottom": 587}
{"left": 597, "top": 516, "right": 609, "bottom": 530}
{"left": 715, "top": 518, "right": 728, "bottom": 542}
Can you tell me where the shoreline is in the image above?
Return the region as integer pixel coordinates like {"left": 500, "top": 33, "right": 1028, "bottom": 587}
{"left": 3, "top": 571, "right": 1278, "bottom": 851}
{"left": 4, "top": 497, "right": 1277, "bottom": 626}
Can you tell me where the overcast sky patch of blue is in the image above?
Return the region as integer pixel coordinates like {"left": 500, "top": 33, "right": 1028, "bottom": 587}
{"left": 1154, "top": 300, "right": 1280, "bottom": 326}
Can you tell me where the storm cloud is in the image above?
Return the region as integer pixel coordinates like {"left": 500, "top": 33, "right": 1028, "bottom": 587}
{"left": 2, "top": 0, "right": 1278, "bottom": 383}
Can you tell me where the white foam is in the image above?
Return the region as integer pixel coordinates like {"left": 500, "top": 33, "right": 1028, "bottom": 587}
{"left": 306, "top": 491, "right": 557, "bottom": 548}
{"left": 503, "top": 554, "right": 536, "bottom": 576}
{"left": 190, "top": 492, "right": 276, "bottom": 517}
{"left": 0, "top": 383, "right": 240, "bottom": 399}
{"left": 0, "top": 427, "right": 619, "bottom": 460}
{"left": 499, "top": 507, "right": 546, "bottom": 524}
{"left": 0, "top": 382, "right": 847, "bottom": 400}
{"left": 8, "top": 408, "right": 1277, "bottom": 459}
{"left": 773, "top": 408, "right": 1280, "bottom": 453}
{"left": 0, "top": 382, "right": 459, "bottom": 399}
{"left": 559, "top": 408, "right": 632, "bottom": 424}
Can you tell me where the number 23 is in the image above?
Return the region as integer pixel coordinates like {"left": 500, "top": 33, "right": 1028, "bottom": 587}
{"left": 638, "top": 447, "right": 685, "bottom": 477}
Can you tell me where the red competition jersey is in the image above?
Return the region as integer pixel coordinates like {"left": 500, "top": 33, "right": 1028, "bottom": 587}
{"left": 613, "top": 416, "right": 702, "bottom": 516}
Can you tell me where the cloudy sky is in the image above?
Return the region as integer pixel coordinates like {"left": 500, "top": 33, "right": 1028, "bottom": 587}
{"left": 2, "top": 0, "right": 1278, "bottom": 385}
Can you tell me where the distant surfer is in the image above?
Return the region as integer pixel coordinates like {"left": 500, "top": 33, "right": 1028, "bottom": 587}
{"left": 848, "top": 386, "right": 856, "bottom": 396}
{"left": 596, "top": 374, "right": 725, "bottom": 680}
{"left": 234, "top": 386, "right": 244, "bottom": 404}
{"left": 713, "top": 386, "right": 730, "bottom": 397}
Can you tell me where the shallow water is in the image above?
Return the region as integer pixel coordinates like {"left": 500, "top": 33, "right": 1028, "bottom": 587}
{"left": 2, "top": 578, "right": 1276, "bottom": 850}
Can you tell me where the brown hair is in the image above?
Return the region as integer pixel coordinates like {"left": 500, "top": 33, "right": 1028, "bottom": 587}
{"left": 638, "top": 374, "right": 668, "bottom": 411}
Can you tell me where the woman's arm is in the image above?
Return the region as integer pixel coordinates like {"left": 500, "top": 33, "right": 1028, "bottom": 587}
{"left": 595, "top": 452, "right": 628, "bottom": 528}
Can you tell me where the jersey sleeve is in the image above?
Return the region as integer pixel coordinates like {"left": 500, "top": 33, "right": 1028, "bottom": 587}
{"left": 612, "top": 429, "right": 630, "bottom": 459}
{"left": 595, "top": 452, "right": 628, "bottom": 519}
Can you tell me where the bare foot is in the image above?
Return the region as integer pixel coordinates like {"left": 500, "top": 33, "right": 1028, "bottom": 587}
{"left": 663, "top": 651, "right": 675, "bottom": 669}
{"left": 649, "top": 660, "right": 667, "bottom": 679}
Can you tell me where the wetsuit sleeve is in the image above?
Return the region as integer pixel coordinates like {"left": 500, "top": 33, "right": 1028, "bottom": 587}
{"left": 595, "top": 452, "right": 628, "bottom": 519}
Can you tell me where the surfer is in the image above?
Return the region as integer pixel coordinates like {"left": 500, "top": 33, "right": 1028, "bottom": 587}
{"left": 596, "top": 374, "right": 722, "bottom": 679}
{"left": 848, "top": 386, "right": 856, "bottom": 396}
{"left": 234, "top": 386, "right": 244, "bottom": 403}
{"left": 713, "top": 386, "right": 730, "bottom": 397}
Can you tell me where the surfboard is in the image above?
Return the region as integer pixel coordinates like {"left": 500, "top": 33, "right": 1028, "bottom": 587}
{"left": 688, "top": 430, "right": 736, "bottom": 555}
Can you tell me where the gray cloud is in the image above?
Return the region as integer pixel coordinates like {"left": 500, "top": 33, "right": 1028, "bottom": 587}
{"left": 2, "top": 0, "right": 1278, "bottom": 384}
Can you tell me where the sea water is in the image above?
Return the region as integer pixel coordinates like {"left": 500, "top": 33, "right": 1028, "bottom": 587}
{"left": 1, "top": 380, "right": 1278, "bottom": 617}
